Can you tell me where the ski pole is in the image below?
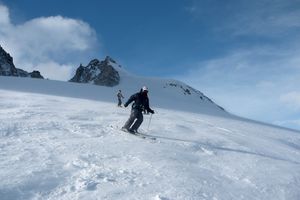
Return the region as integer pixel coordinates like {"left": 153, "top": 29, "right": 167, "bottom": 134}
{"left": 147, "top": 114, "right": 153, "bottom": 132}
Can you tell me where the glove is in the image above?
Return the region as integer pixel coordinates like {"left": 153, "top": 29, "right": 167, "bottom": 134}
{"left": 149, "top": 109, "right": 154, "bottom": 114}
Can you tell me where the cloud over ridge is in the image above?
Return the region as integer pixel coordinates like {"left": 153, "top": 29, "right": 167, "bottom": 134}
{"left": 0, "top": 4, "right": 99, "bottom": 80}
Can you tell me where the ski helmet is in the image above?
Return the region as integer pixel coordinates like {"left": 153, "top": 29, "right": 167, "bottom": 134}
{"left": 142, "top": 86, "right": 148, "bottom": 92}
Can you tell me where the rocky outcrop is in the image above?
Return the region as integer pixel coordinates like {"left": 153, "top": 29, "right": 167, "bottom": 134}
{"left": 69, "top": 56, "right": 120, "bottom": 87}
{"left": 29, "top": 71, "right": 44, "bottom": 79}
{"left": 0, "top": 45, "right": 18, "bottom": 76}
{"left": 0, "top": 45, "right": 44, "bottom": 79}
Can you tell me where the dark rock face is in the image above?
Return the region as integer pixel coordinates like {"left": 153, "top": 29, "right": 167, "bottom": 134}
{"left": 0, "top": 45, "right": 44, "bottom": 79}
{"left": 0, "top": 45, "right": 18, "bottom": 76}
{"left": 69, "top": 56, "right": 120, "bottom": 87}
{"left": 29, "top": 71, "right": 44, "bottom": 79}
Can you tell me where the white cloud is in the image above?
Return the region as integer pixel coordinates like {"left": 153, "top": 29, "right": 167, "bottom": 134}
{"left": 280, "top": 92, "right": 300, "bottom": 110}
{"left": 0, "top": 4, "right": 11, "bottom": 35}
{"left": 34, "top": 61, "right": 74, "bottom": 81}
{"left": 0, "top": 4, "right": 99, "bottom": 80}
{"left": 0, "top": 4, "right": 9, "bottom": 25}
{"left": 229, "top": 4, "right": 300, "bottom": 37}
{"left": 186, "top": 0, "right": 300, "bottom": 38}
{"left": 181, "top": 0, "right": 300, "bottom": 131}
{"left": 176, "top": 46, "right": 300, "bottom": 129}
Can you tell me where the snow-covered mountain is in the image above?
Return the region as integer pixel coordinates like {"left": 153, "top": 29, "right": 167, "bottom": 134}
{"left": 0, "top": 49, "right": 224, "bottom": 114}
{"left": 0, "top": 46, "right": 44, "bottom": 79}
{"left": 67, "top": 56, "right": 225, "bottom": 115}
{"left": 0, "top": 76, "right": 225, "bottom": 116}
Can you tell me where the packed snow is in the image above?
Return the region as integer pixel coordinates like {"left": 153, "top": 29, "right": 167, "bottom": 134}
{"left": 0, "top": 77, "right": 300, "bottom": 200}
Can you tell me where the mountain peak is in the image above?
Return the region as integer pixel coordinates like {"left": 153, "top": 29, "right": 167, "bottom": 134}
{"left": 104, "top": 56, "right": 122, "bottom": 68}
{"left": 104, "top": 56, "right": 116, "bottom": 64}
{"left": 0, "top": 45, "right": 16, "bottom": 76}
{"left": 87, "top": 59, "right": 101, "bottom": 68}
{"left": 0, "top": 45, "right": 44, "bottom": 79}
{"left": 69, "top": 56, "right": 120, "bottom": 87}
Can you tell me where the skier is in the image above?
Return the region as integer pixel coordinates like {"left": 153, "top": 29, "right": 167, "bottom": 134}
{"left": 117, "top": 90, "right": 124, "bottom": 107}
{"left": 122, "top": 86, "right": 154, "bottom": 133}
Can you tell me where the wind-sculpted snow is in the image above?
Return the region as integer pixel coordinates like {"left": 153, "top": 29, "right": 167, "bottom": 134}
{"left": 0, "top": 89, "right": 300, "bottom": 200}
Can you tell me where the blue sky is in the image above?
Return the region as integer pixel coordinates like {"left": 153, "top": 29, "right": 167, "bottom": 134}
{"left": 1, "top": 0, "right": 300, "bottom": 131}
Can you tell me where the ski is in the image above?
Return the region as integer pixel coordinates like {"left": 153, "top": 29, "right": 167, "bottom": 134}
{"left": 135, "top": 133, "right": 156, "bottom": 140}
{"left": 136, "top": 133, "right": 156, "bottom": 140}
{"left": 120, "top": 128, "right": 156, "bottom": 140}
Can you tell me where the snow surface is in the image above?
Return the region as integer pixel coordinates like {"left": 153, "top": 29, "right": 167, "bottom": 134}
{"left": 0, "top": 76, "right": 226, "bottom": 116}
{"left": 0, "top": 77, "right": 300, "bottom": 200}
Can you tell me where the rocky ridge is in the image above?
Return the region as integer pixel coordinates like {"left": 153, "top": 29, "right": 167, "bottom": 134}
{"left": 69, "top": 56, "right": 120, "bottom": 87}
{"left": 0, "top": 45, "right": 44, "bottom": 79}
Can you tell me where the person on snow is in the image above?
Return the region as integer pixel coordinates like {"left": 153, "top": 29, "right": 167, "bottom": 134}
{"left": 117, "top": 90, "right": 124, "bottom": 107}
{"left": 122, "top": 86, "right": 154, "bottom": 133}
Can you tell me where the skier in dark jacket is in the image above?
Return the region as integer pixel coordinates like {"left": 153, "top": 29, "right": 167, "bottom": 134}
{"left": 117, "top": 90, "right": 124, "bottom": 107}
{"left": 122, "top": 86, "right": 154, "bottom": 133}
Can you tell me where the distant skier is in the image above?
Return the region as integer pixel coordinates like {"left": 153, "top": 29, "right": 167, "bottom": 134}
{"left": 122, "top": 86, "right": 154, "bottom": 133}
{"left": 117, "top": 90, "right": 124, "bottom": 107}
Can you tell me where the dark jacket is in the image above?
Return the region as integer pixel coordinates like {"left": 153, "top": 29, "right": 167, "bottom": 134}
{"left": 124, "top": 91, "right": 154, "bottom": 113}
{"left": 117, "top": 92, "right": 124, "bottom": 99}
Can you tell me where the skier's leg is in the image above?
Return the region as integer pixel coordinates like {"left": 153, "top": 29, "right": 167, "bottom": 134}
{"left": 130, "top": 111, "right": 143, "bottom": 132}
{"left": 123, "top": 109, "right": 137, "bottom": 130}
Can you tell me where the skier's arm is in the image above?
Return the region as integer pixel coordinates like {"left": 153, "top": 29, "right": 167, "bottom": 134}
{"left": 124, "top": 94, "right": 136, "bottom": 107}
{"left": 145, "top": 98, "right": 154, "bottom": 114}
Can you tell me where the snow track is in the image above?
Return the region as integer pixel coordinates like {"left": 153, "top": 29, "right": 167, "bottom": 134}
{"left": 1, "top": 89, "right": 300, "bottom": 200}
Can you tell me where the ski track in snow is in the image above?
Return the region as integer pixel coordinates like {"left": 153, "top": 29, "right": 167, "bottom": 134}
{"left": 0, "top": 90, "right": 300, "bottom": 200}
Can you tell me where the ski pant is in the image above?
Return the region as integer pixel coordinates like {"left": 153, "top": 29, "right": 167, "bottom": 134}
{"left": 123, "top": 109, "right": 143, "bottom": 131}
{"left": 118, "top": 98, "right": 122, "bottom": 106}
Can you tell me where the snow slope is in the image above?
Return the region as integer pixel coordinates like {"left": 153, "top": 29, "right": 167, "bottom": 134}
{"left": 0, "top": 77, "right": 300, "bottom": 200}
{"left": 0, "top": 73, "right": 226, "bottom": 116}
